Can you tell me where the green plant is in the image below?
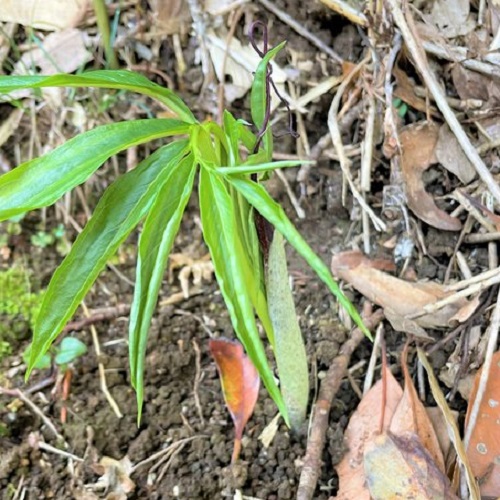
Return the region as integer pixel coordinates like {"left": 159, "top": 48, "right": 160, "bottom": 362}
{"left": 23, "top": 336, "right": 87, "bottom": 371}
{"left": 0, "top": 28, "right": 370, "bottom": 426}
{"left": 0, "top": 266, "right": 44, "bottom": 360}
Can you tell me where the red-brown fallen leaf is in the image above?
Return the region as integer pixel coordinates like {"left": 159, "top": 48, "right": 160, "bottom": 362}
{"left": 465, "top": 350, "right": 500, "bottom": 497}
{"left": 400, "top": 122, "right": 462, "bottom": 231}
{"left": 390, "top": 344, "right": 445, "bottom": 472}
{"left": 209, "top": 338, "right": 260, "bottom": 463}
{"left": 363, "top": 432, "right": 458, "bottom": 500}
{"left": 335, "top": 367, "right": 403, "bottom": 499}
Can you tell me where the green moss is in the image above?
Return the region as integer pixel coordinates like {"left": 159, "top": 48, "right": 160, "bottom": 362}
{"left": 0, "top": 266, "right": 44, "bottom": 360}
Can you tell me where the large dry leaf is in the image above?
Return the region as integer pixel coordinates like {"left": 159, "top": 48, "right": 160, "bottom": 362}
{"left": 331, "top": 251, "right": 471, "bottom": 330}
{"left": 0, "top": 0, "right": 89, "bottom": 30}
{"left": 465, "top": 350, "right": 500, "bottom": 497}
{"left": 14, "top": 29, "right": 92, "bottom": 75}
{"left": 364, "top": 432, "right": 458, "bottom": 500}
{"left": 209, "top": 338, "right": 260, "bottom": 463}
{"left": 400, "top": 122, "right": 462, "bottom": 231}
{"left": 335, "top": 367, "right": 403, "bottom": 499}
{"left": 390, "top": 346, "right": 445, "bottom": 472}
{"left": 430, "top": 0, "right": 474, "bottom": 38}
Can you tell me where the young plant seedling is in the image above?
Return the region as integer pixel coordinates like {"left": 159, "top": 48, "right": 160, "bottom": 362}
{"left": 0, "top": 26, "right": 370, "bottom": 427}
{"left": 23, "top": 337, "right": 87, "bottom": 423}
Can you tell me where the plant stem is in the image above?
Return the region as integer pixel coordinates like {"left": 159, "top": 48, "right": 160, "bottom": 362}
{"left": 93, "top": 0, "right": 119, "bottom": 69}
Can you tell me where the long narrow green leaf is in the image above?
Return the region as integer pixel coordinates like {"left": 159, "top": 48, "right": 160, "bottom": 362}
{"left": 29, "top": 141, "right": 189, "bottom": 374}
{"left": 218, "top": 160, "right": 311, "bottom": 175}
{"left": 0, "top": 119, "right": 191, "bottom": 221}
{"left": 199, "top": 167, "right": 288, "bottom": 423}
{"left": 129, "top": 154, "right": 197, "bottom": 421}
{"left": 225, "top": 175, "right": 372, "bottom": 339}
{"left": 250, "top": 42, "right": 286, "bottom": 129}
{"left": 0, "top": 71, "right": 196, "bottom": 123}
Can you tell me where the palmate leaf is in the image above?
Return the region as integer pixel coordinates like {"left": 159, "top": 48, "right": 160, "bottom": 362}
{"left": 28, "top": 141, "right": 189, "bottom": 373}
{"left": 129, "top": 154, "right": 197, "bottom": 422}
{"left": 0, "top": 119, "right": 191, "bottom": 221}
{"left": 0, "top": 71, "right": 196, "bottom": 123}
{"left": 224, "top": 174, "right": 372, "bottom": 339}
{"left": 199, "top": 167, "right": 288, "bottom": 423}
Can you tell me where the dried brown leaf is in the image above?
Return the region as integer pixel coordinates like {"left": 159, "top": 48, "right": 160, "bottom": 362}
{"left": 364, "top": 432, "right": 458, "bottom": 500}
{"left": 15, "top": 29, "right": 92, "bottom": 75}
{"left": 390, "top": 345, "right": 445, "bottom": 472}
{"left": 331, "top": 251, "right": 468, "bottom": 329}
{"left": 147, "top": 0, "right": 190, "bottom": 35}
{"left": 0, "top": 0, "right": 89, "bottom": 30}
{"left": 430, "top": 0, "right": 474, "bottom": 38}
{"left": 465, "top": 350, "right": 500, "bottom": 497}
{"left": 400, "top": 122, "right": 462, "bottom": 231}
{"left": 435, "top": 124, "right": 476, "bottom": 184}
{"left": 334, "top": 367, "right": 403, "bottom": 499}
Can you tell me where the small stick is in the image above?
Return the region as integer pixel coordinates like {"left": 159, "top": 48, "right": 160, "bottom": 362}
{"left": 319, "top": 0, "right": 368, "bottom": 26}
{"left": 28, "top": 432, "right": 84, "bottom": 462}
{"left": 387, "top": 0, "right": 500, "bottom": 205}
{"left": 465, "top": 232, "right": 500, "bottom": 243}
{"left": 296, "top": 308, "right": 384, "bottom": 500}
{"left": 328, "top": 59, "right": 387, "bottom": 232}
{"left": 0, "top": 387, "right": 63, "bottom": 441}
{"left": 363, "top": 322, "right": 383, "bottom": 395}
{"left": 256, "top": 0, "right": 344, "bottom": 64}
{"left": 81, "top": 302, "right": 123, "bottom": 419}
{"left": 408, "top": 272, "right": 500, "bottom": 319}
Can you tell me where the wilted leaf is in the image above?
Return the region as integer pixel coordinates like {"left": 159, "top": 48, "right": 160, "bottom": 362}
{"left": 364, "top": 432, "right": 457, "bottom": 500}
{"left": 465, "top": 350, "right": 500, "bottom": 497}
{"left": 209, "top": 338, "right": 260, "bottom": 462}
{"left": 400, "top": 122, "right": 462, "bottom": 231}
{"left": 331, "top": 251, "right": 471, "bottom": 330}
{"left": 0, "top": 0, "right": 89, "bottom": 30}
{"left": 335, "top": 367, "right": 403, "bottom": 499}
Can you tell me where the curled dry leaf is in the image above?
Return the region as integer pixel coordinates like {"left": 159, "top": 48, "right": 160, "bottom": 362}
{"left": 87, "top": 456, "right": 135, "bottom": 500}
{"left": 400, "top": 122, "right": 462, "bottom": 231}
{"left": 331, "top": 251, "right": 474, "bottom": 331}
{"left": 364, "top": 432, "right": 458, "bottom": 500}
{"left": 209, "top": 338, "right": 260, "bottom": 463}
{"left": 465, "top": 350, "right": 500, "bottom": 498}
